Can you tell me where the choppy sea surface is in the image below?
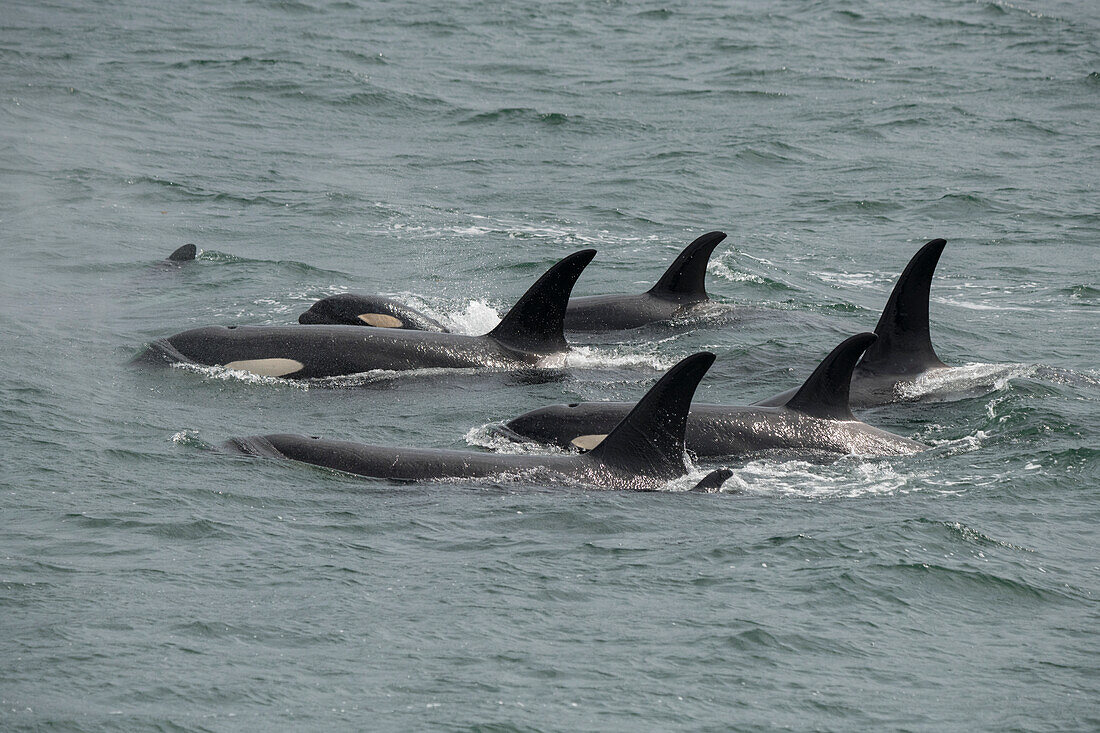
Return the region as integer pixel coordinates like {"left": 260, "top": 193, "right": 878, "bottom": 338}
{"left": 2, "top": 0, "right": 1098, "bottom": 730}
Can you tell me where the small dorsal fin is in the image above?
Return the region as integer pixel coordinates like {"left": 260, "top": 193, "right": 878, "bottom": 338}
{"left": 690, "top": 468, "right": 734, "bottom": 492}
{"left": 167, "top": 243, "right": 197, "bottom": 261}
{"left": 784, "top": 333, "right": 877, "bottom": 420}
{"left": 648, "top": 231, "right": 726, "bottom": 299}
{"left": 487, "top": 249, "right": 596, "bottom": 354}
{"left": 587, "top": 352, "right": 716, "bottom": 478}
{"left": 858, "top": 238, "right": 948, "bottom": 376}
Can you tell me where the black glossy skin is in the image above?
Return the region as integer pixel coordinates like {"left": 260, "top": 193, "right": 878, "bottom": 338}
{"left": 499, "top": 332, "right": 925, "bottom": 458}
{"left": 755, "top": 238, "right": 950, "bottom": 408}
{"left": 139, "top": 249, "right": 597, "bottom": 379}
{"left": 562, "top": 292, "right": 698, "bottom": 331}
{"left": 226, "top": 433, "right": 681, "bottom": 490}
{"left": 499, "top": 401, "right": 923, "bottom": 458}
{"left": 142, "top": 324, "right": 539, "bottom": 378}
{"left": 299, "top": 293, "right": 449, "bottom": 332}
{"left": 753, "top": 368, "right": 945, "bottom": 410}
{"left": 223, "top": 352, "right": 723, "bottom": 490}
{"left": 296, "top": 231, "right": 728, "bottom": 333}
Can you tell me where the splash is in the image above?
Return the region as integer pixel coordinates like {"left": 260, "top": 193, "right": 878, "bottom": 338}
{"left": 171, "top": 362, "right": 313, "bottom": 389}
{"left": 537, "top": 345, "right": 677, "bottom": 372}
{"left": 722, "top": 457, "right": 936, "bottom": 498}
{"left": 465, "top": 424, "right": 570, "bottom": 455}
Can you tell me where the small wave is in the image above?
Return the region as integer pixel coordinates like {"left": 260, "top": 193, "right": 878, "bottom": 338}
{"left": 923, "top": 520, "right": 1035, "bottom": 553}
{"left": 933, "top": 296, "right": 1034, "bottom": 312}
{"left": 465, "top": 424, "right": 570, "bottom": 455}
{"left": 1063, "top": 284, "right": 1099, "bottom": 301}
{"left": 925, "top": 430, "right": 991, "bottom": 457}
{"left": 460, "top": 107, "right": 576, "bottom": 126}
{"left": 538, "top": 345, "right": 678, "bottom": 372}
{"left": 718, "top": 457, "right": 934, "bottom": 498}
{"left": 709, "top": 257, "right": 798, "bottom": 292}
{"left": 171, "top": 362, "right": 312, "bottom": 389}
{"left": 894, "top": 363, "right": 1030, "bottom": 401}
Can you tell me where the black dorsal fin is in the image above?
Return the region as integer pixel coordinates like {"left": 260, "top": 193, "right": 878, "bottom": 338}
{"left": 648, "top": 231, "right": 726, "bottom": 299}
{"left": 487, "top": 249, "right": 596, "bottom": 354}
{"left": 167, "top": 243, "right": 197, "bottom": 262}
{"left": 587, "top": 352, "right": 716, "bottom": 478}
{"left": 858, "top": 238, "right": 948, "bottom": 376}
{"left": 784, "top": 333, "right": 877, "bottom": 420}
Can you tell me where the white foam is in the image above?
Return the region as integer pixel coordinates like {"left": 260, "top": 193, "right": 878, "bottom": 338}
{"left": 465, "top": 424, "right": 570, "bottom": 455}
{"left": 894, "top": 362, "right": 1031, "bottom": 401}
{"left": 709, "top": 260, "right": 768, "bottom": 284}
{"left": 537, "top": 345, "right": 677, "bottom": 372}
{"left": 171, "top": 362, "right": 312, "bottom": 389}
{"left": 723, "top": 457, "right": 936, "bottom": 498}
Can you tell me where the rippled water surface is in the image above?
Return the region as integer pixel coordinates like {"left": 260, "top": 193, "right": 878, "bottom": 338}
{"left": 2, "top": 0, "right": 1098, "bottom": 730}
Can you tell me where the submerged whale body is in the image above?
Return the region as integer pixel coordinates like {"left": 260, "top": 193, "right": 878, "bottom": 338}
{"left": 226, "top": 352, "right": 732, "bottom": 491}
{"left": 136, "top": 250, "right": 596, "bottom": 379}
{"left": 497, "top": 333, "right": 925, "bottom": 459}
{"left": 756, "top": 238, "right": 950, "bottom": 408}
{"left": 297, "top": 231, "right": 728, "bottom": 333}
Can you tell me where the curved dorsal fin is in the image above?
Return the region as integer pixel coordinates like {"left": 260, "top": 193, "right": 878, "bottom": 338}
{"left": 784, "top": 333, "right": 877, "bottom": 420}
{"left": 858, "top": 238, "right": 947, "bottom": 376}
{"left": 487, "top": 249, "right": 596, "bottom": 354}
{"left": 167, "top": 243, "right": 197, "bottom": 262}
{"left": 648, "top": 231, "right": 726, "bottom": 299}
{"left": 587, "top": 352, "right": 715, "bottom": 478}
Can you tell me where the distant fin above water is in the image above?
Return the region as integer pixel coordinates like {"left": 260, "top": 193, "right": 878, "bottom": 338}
{"left": 167, "top": 243, "right": 197, "bottom": 262}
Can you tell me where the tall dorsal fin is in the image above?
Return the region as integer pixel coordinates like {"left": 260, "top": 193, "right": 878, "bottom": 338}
{"left": 587, "top": 352, "right": 715, "bottom": 478}
{"left": 167, "top": 243, "right": 197, "bottom": 261}
{"left": 648, "top": 231, "right": 726, "bottom": 299}
{"left": 487, "top": 249, "right": 596, "bottom": 354}
{"left": 858, "top": 238, "right": 948, "bottom": 376}
{"left": 785, "top": 333, "right": 877, "bottom": 420}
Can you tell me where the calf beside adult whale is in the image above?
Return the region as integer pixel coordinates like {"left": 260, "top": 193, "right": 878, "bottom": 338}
{"left": 496, "top": 333, "right": 925, "bottom": 458}
{"left": 756, "top": 238, "right": 950, "bottom": 408}
{"left": 136, "top": 250, "right": 596, "bottom": 379}
{"left": 225, "top": 352, "right": 733, "bottom": 491}
{"left": 296, "top": 231, "right": 728, "bottom": 332}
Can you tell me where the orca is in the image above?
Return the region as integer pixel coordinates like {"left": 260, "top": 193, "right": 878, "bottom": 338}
{"left": 495, "top": 333, "right": 925, "bottom": 458}
{"left": 136, "top": 250, "right": 596, "bottom": 379}
{"left": 563, "top": 230, "right": 727, "bottom": 331}
{"left": 298, "top": 293, "right": 449, "bottom": 331}
{"left": 167, "top": 243, "right": 197, "bottom": 262}
{"left": 295, "top": 231, "right": 728, "bottom": 333}
{"left": 225, "top": 352, "right": 732, "bottom": 491}
{"left": 755, "top": 238, "right": 950, "bottom": 408}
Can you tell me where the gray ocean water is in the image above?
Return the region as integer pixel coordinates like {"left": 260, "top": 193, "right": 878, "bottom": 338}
{"left": 2, "top": 0, "right": 1098, "bottom": 730}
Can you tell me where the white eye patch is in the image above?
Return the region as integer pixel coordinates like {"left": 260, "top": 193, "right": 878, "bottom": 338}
{"left": 358, "top": 313, "right": 404, "bottom": 328}
{"left": 570, "top": 434, "right": 607, "bottom": 451}
{"left": 222, "top": 358, "right": 305, "bottom": 377}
